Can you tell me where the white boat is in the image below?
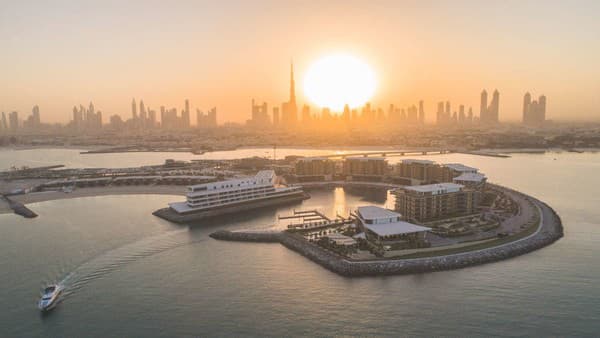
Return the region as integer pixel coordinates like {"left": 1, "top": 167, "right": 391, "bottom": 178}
{"left": 38, "top": 284, "right": 63, "bottom": 312}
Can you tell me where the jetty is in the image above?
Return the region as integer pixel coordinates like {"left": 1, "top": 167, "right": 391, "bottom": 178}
{"left": 2, "top": 195, "right": 38, "bottom": 218}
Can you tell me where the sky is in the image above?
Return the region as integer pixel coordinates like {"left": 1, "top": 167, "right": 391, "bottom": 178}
{"left": 0, "top": 0, "right": 599, "bottom": 124}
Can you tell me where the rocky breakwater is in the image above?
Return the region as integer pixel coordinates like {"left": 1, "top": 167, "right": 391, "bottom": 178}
{"left": 210, "top": 229, "right": 282, "bottom": 243}
{"left": 209, "top": 188, "right": 563, "bottom": 277}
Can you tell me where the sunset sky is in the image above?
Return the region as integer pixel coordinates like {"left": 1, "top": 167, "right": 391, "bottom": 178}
{"left": 1, "top": 0, "right": 599, "bottom": 123}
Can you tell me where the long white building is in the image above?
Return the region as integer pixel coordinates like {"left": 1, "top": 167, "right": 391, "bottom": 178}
{"left": 167, "top": 170, "right": 305, "bottom": 216}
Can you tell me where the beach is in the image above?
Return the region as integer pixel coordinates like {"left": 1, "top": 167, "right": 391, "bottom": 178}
{"left": 0, "top": 185, "right": 186, "bottom": 214}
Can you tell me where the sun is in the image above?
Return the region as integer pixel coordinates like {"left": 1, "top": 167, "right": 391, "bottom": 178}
{"left": 303, "top": 54, "right": 377, "bottom": 112}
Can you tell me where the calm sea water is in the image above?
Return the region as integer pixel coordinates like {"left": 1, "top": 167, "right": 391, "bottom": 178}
{"left": 0, "top": 148, "right": 599, "bottom": 337}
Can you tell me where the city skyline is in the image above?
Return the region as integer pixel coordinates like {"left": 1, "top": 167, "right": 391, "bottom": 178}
{"left": 1, "top": 1, "right": 599, "bottom": 123}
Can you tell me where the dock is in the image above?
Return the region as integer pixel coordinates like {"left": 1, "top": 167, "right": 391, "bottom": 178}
{"left": 279, "top": 209, "right": 355, "bottom": 231}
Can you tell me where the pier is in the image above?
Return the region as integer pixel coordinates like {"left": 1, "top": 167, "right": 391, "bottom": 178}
{"left": 279, "top": 209, "right": 355, "bottom": 231}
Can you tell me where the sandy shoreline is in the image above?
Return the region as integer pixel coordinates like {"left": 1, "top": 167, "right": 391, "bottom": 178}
{"left": 0, "top": 185, "right": 186, "bottom": 215}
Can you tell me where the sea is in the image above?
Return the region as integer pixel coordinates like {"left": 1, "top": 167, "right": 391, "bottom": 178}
{"left": 0, "top": 147, "right": 598, "bottom": 337}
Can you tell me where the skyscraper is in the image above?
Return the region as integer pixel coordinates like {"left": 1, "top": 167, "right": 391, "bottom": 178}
{"left": 539, "top": 95, "right": 546, "bottom": 121}
{"left": 480, "top": 90, "right": 488, "bottom": 122}
{"left": 8, "top": 111, "right": 19, "bottom": 131}
{"left": 480, "top": 89, "right": 499, "bottom": 124}
{"left": 523, "top": 92, "right": 532, "bottom": 123}
{"left": 281, "top": 62, "right": 298, "bottom": 129}
{"left": 182, "top": 99, "right": 190, "bottom": 128}
{"left": 131, "top": 98, "right": 137, "bottom": 120}
{"left": 490, "top": 89, "right": 500, "bottom": 123}
{"left": 418, "top": 100, "right": 425, "bottom": 124}
{"left": 523, "top": 92, "right": 546, "bottom": 126}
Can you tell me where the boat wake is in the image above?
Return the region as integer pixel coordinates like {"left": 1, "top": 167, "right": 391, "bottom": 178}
{"left": 52, "top": 228, "right": 201, "bottom": 299}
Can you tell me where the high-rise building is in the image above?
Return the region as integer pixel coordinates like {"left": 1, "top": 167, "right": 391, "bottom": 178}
{"left": 418, "top": 100, "right": 425, "bottom": 124}
{"left": 480, "top": 90, "right": 488, "bottom": 122}
{"left": 273, "top": 107, "right": 280, "bottom": 127}
{"left": 539, "top": 95, "right": 547, "bottom": 121}
{"left": 131, "top": 98, "right": 137, "bottom": 120}
{"left": 523, "top": 92, "right": 532, "bottom": 123}
{"left": 182, "top": 99, "right": 190, "bottom": 128}
{"left": 1, "top": 112, "right": 8, "bottom": 131}
{"left": 139, "top": 100, "right": 146, "bottom": 126}
{"left": 248, "top": 99, "right": 270, "bottom": 128}
{"left": 196, "top": 107, "right": 217, "bottom": 128}
{"left": 281, "top": 62, "right": 298, "bottom": 129}
{"left": 480, "top": 89, "right": 499, "bottom": 124}
{"left": 523, "top": 92, "right": 546, "bottom": 126}
{"left": 8, "top": 111, "right": 19, "bottom": 131}
{"left": 490, "top": 89, "right": 500, "bottom": 123}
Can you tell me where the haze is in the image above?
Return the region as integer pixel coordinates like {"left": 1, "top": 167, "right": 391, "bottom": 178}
{"left": 1, "top": 0, "right": 599, "bottom": 123}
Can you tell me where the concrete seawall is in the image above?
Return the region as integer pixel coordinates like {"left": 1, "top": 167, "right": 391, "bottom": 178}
{"left": 2, "top": 195, "right": 38, "bottom": 218}
{"left": 210, "top": 189, "right": 563, "bottom": 277}
{"left": 210, "top": 230, "right": 282, "bottom": 243}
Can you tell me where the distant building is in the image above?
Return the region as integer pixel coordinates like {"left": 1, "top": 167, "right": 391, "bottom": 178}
{"left": 281, "top": 62, "right": 297, "bottom": 129}
{"left": 8, "top": 111, "right": 19, "bottom": 131}
{"left": 343, "top": 157, "right": 387, "bottom": 180}
{"left": 295, "top": 157, "right": 336, "bottom": 181}
{"left": 393, "top": 183, "right": 480, "bottom": 222}
{"left": 197, "top": 107, "right": 217, "bottom": 128}
{"left": 394, "top": 159, "right": 439, "bottom": 185}
{"left": 355, "top": 206, "right": 431, "bottom": 250}
{"left": 522, "top": 92, "right": 546, "bottom": 126}
{"left": 248, "top": 99, "right": 270, "bottom": 128}
{"left": 480, "top": 89, "right": 500, "bottom": 124}
{"left": 182, "top": 99, "right": 191, "bottom": 128}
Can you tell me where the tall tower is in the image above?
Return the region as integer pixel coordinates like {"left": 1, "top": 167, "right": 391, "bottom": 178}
{"left": 131, "top": 98, "right": 137, "bottom": 120}
{"left": 282, "top": 61, "right": 298, "bottom": 128}
{"left": 289, "top": 61, "right": 296, "bottom": 105}
{"left": 418, "top": 100, "right": 425, "bottom": 124}
{"left": 480, "top": 90, "right": 488, "bottom": 122}
{"left": 523, "top": 92, "right": 531, "bottom": 124}
{"left": 538, "top": 95, "right": 546, "bottom": 123}
{"left": 491, "top": 89, "right": 500, "bottom": 123}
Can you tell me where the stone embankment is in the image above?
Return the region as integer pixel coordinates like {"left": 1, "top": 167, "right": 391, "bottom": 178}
{"left": 210, "top": 230, "right": 281, "bottom": 243}
{"left": 210, "top": 188, "right": 563, "bottom": 277}
{"left": 2, "top": 195, "right": 38, "bottom": 218}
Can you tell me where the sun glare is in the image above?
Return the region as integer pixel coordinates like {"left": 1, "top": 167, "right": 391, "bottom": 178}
{"left": 303, "top": 54, "right": 376, "bottom": 112}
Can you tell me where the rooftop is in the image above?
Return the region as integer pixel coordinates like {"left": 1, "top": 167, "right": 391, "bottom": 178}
{"left": 453, "top": 172, "right": 487, "bottom": 182}
{"left": 298, "top": 157, "right": 328, "bottom": 162}
{"left": 345, "top": 156, "right": 386, "bottom": 161}
{"left": 444, "top": 163, "right": 479, "bottom": 172}
{"left": 364, "top": 221, "right": 431, "bottom": 237}
{"left": 402, "top": 159, "right": 435, "bottom": 165}
{"left": 357, "top": 206, "right": 401, "bottom": 221}
{"left": 402, "top": 182, "right": 464, "bottom": 194}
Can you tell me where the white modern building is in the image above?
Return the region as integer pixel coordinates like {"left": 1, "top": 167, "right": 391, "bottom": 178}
{"left": 355, "top": 206, "right": 431, "bottom": 250}
{"left": 168, "top": 170, "right": 305, "bottom": 215}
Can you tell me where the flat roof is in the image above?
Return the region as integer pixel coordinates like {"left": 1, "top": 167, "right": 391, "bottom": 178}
{"left": 345, "top": 156, "right": 386, "bottom": 161}
{"left": 401, "top": 159, "right": 435, "bottom": 165}
{"left": 403, "top": 182, "right": 464, "bottom": 194}
{"left": 357, "top": 206, "right": 401, "bottom": 220}
{"left": 444, "top": 163, "right": 478, "bottom": 172}
{"left": 298, "top": 157, "right": 328, "bottom": 161}
{"left": 364, "top": 221, "right": 431, "bottom": 237}
{"left": 453, "top": 172, "right": 486, "bottom": 182}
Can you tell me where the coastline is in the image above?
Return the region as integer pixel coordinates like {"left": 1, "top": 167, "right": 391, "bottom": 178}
{"left": 0, "top": 185, "right": 186, "bottom": 215}
{"left": 210, "top": 185, "right": 563, "bottom": 277}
